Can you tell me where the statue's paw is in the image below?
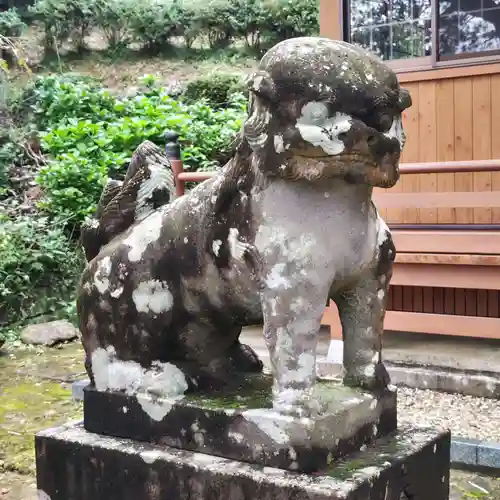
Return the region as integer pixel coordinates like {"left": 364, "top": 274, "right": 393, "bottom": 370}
{"left": 343, "top": 362, "right": 391, "bottom": 392}
{"left": 229, "top": 342, "right": 264, "bottom": 373}
{"left": 272, "top": 388, "right": 320, "bottom": 418}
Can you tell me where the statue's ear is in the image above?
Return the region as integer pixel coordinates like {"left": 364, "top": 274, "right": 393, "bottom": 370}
{"left": 397, "top": 87, "right": 412, "bottom": 111}
{"left": 246, "top": 70, "right": 276, "bottom": 102}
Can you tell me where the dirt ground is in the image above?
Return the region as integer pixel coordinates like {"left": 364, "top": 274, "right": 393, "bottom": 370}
{"left": 0, "top": 342, "right": 499, "bottom": 499}
{"left": 14, "top": 26, "right": 258, "bottom": 93}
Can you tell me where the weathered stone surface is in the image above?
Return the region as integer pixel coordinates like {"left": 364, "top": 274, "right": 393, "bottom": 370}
{"left": 477, "top": 441, "right": 500, "bottom": 470}
{"left": 20, "top": 320, "right": 79, "bottom": 346}
{"left": 83, "top": 374, "right": 397, "bottom": 472}
{"left": 36, "top": 422, "right": 450, "bottom": 500}
{"left": 450, "top": 438, "right": 479, "bottom": 466}
{"left": 76, "top": 37, "right": 412, "bottom": 416}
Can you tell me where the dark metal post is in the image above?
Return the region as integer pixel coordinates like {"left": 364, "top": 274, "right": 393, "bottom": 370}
{"left": 164, "top": 131, "right": 185, "bottom": 197}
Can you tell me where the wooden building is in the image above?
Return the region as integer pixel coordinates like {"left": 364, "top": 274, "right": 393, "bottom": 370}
{"left": 320, "top": 0, "right": 500, "bottom": 349}
{"left": 173, "top": 2, "right": 500, "bottom": 351}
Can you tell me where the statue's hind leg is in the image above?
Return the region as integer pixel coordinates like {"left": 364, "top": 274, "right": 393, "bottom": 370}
{"left": 176, "top": 320, "right": 262, "bottom": 390}
{"left": 228, "top": 337, "right": 264, "bottom": 373}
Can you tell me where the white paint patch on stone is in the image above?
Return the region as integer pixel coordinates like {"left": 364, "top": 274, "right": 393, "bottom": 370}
{"left": 37, "top": 491, "right": 52, "bottom": 500}
{"left": 193, "top": 432, "right": 205, "bottom": 447}
{"left": 364, "top": 364, "right": 375, "bottom": 378}
{"left": 110, "top": 286, "right": 124, "bottom": 299}
{"left": 135, "top": 160, "right": 173, "bottom": 221}
{"left": 212, "top": 239, "right": 222, "bottom": 256}
{"left": 136, "top": 394, "right": 174, "bottom": 422}
{"left": 296, "top": 102, "right": 352, "bottom": 156}
{"left": 123, "top": 209, "right": 164, "bottom": 262}
{"left": 376, "top": 213, "right": 391, "bottom": 248}
{"left": 377, "top": 289, "right": 385, "bottom": 302}
{"left": 384, "top": 114, "right": 406, "bottom": 149}
{"left": 228, "top": 431, "right": 245, "bottom": 444}
{"left": 265, "top": 263, "right": 291, "bottom": 290}
{"left": 274, "top": 134, "right": 285, "bottom": 153}
{"left": 184, "top": 237, "right": 188, "bottom": 244}
{"left": 228, "top": 228, "right": 248, "bottom": 260}
{"left": 242, "top": 409, "right": 290, "bottom": 444}
{"left": 357, "top": 466, "right": 381, "bottom": 477}
{"left": 140, "top": 450, "right": 163, "bottom": 464}
{"left": 132, "top": 280, "right": 173, "bottom": 314}
{"left": 85, "top": 218, "right": 100, "bottom": 229}
{"left": 327, "top": 339, "right": 344, "bottom": 364}
{"left": 252, "top": 75, "right": 263, "bottom": 91}
{"left": 93, "top": 256, "right": 112, "bottom": 294}
{"left": 90, "top": 346, "right": 188, "bottom": 421}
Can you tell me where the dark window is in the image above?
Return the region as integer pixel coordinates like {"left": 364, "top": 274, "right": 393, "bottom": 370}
{"left": 346, "top": 0, "right": 500, "bottom": 64}
{"left": 439, "top": 1, "right": 500, "bottom": 58}
{"left": 349, "top": 1, "right": 432, "bottom": 61}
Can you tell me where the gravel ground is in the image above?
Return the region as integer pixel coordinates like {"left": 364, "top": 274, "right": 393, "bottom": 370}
{"left": 398, "top": 386, "right": 500, "bottom": 442}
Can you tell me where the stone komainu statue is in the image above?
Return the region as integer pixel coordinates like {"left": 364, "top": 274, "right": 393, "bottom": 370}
{"left": 77, "top": 37, "right": 412, "bottom": 416}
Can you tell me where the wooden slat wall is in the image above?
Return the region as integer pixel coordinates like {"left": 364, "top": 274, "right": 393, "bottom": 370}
{"left": 381, "top": 72, "right": 500, "bottom": 225}
{"left": 387, "top": 287, "right": 500, "bottom": 318}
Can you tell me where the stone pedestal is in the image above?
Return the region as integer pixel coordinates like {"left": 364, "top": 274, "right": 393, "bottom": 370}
{"left": 36, "top": 375, "right": 451, "bottom": 499}
{"left": 83, "top": 374, "right": 397, "bottom": 473}
{"left": 36, "top": 421, "right": 450, "bottom": 500}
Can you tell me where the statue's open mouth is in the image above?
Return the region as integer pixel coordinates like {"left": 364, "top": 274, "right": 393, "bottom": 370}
{"left": 288, "top": 147, "right": 380, "bottom": 168}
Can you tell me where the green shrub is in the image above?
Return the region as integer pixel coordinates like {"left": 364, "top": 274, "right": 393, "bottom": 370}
{"left": 261, "top": 0, "right": 319, "bottom": 46}
{"left": 92, "top": 0, "right": 134, "bottom": 49}
{"left": 30, "top": 0, "right": 97, "bottom": 53}
{"left": 29, "top": 0, "right": 319, "bottom": 53}
{"left": 192, "top": 0, "right": 237, "bottom": 49}
{"left": 32, "top": 74, "right": 246, "bottom": 225}
{"left": 173, "top": 0, "right": 201, "bottom": 48}
{"left": 0, "top": 215, "right": 84, "bottom": 327}
{"left": 183, "top": 71, "right": 247, "bottom": 108}
{"left": 232, "top": 0, "right": 272, "bottom": 51}
{"left": 128, "top": 0, "right": 182, "bottom": 53}
{"left": 0, "top": 8, "right": 26, "bottom": 37}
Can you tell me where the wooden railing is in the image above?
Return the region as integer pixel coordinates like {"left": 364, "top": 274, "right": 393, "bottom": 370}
{"left": 173, "top": 159, "right": 500, "bottom": 197}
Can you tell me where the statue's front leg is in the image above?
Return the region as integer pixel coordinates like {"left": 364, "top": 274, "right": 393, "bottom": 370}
{"left": 335, "top": 233, "right": 394, "bottom": 390}
{"left": 261, "top": 283, "right": 330, "bottom": 416}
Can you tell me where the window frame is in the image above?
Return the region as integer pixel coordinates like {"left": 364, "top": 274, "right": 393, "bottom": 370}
{"left": 342, "top": 0, "right": 500, "bottom": 73}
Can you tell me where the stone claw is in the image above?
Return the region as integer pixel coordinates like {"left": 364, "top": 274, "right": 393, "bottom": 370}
{"left": 229, "top": 342, "right": 264, "bottom": 373}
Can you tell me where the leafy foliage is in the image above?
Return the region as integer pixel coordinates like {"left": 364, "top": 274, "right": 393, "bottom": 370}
{"left": 0, "top": 215, "right": 84, "bottom": 329}
{"left": 31, "top": 74, "right": 246, "bottom": 223}
{"left": 0, "top": 8, "right": 26, "bottom": 37}
{"left": 183, "top": 71, "right": 247, "bottom": 108}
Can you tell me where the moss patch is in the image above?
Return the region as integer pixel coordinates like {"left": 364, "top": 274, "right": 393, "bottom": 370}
{"left": 0, "top": 343, "right": 84, "bottom": 475}
{"left": 183, "top": 374, "right": 363, "bottom": 411}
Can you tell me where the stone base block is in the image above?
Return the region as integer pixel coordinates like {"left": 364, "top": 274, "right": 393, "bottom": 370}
{"left": 83, "top": 374, "right": 396, "bottom": 472}
{"left": 36, "top": 422, "right": 451, "bottom": 500}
